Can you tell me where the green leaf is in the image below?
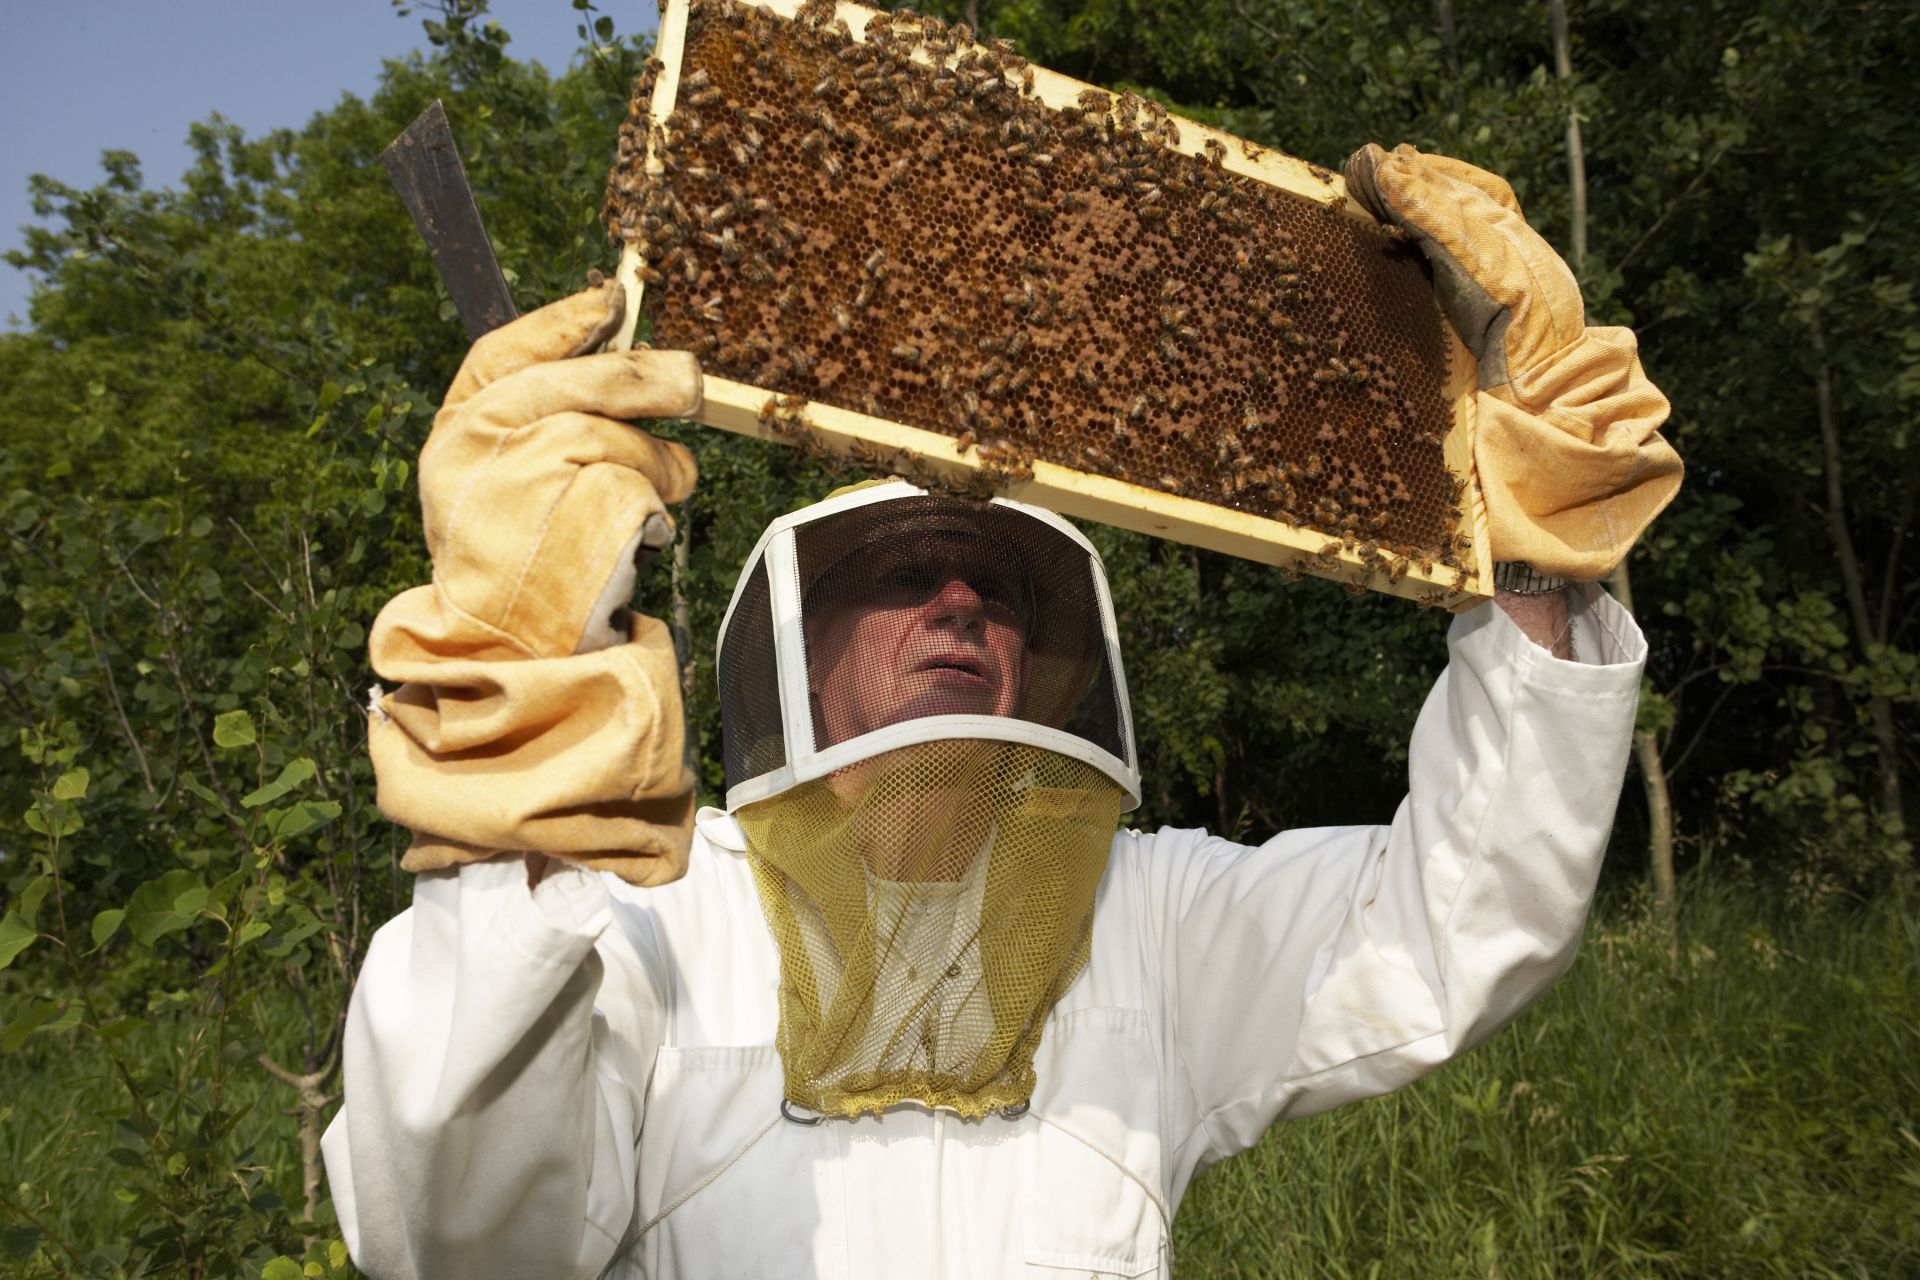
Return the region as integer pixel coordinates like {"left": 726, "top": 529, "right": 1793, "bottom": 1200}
{"left": 51, "top": 767, "right": 89, "bottom": 800}
{"left": 126, "top": 869, "right": 204, "bottom": 947}
{"left": 264, "top": 907, "right": 325, "bottom": 958}
{"left": 237, "top": 920, "right": 272, "bottom": 947}
{"left": 180, "top": 774, "right": 222, "bottom": 806}
{"left": 242, "top": 757, "right": 316, "bottom": 809}
{"left": 317, "top": 381, "right": 342, "bottom": 410}
{"left": 269, "top": 799, "right": 342, "bottom": 841}
{"left": 262, "top": 1257, "right": 306, "bottom": 1280}
{"left": 96, "top": 1016, "right": 146, "bottom": 1040}
{"left": 0, "top": 914, "right": 38, "bottom": 970}
{"left": 212, "top": 709, "right": 256, "bottom": 749}
{"left": 1, "top": 1226, "right": 42, "bottom": 1260}
{"left": 2, "top": 999, "right": 66, "bottom": 1052}
{"left": 17, "top": 875, "right": 51, "bottom": 925}
{"left": 91, "top": 908, "right": 126, "bottom": 948}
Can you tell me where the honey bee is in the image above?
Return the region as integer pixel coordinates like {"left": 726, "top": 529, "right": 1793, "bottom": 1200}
{"left": 822, "top": 153, "right": 843, "bottom": 181}
{"left": 955, "top": 429, "right": 977, "bottom": 453}
{"left": 1007, "top": 367, "right": 1033, "bottom": 395}
{"left": 832, "top": 304, "right": 854, "bottom": 332}
{"left": 891, "top": 343, "right": 923, "bottom": 366}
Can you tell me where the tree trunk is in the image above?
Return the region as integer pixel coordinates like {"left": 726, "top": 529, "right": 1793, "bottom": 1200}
{"left": 1548, "top": 0, "right": 1587, "bottom": 270}
{"left": 1433, "top": 0, "right": 1462, "bottom": 116}
{"left": 1550, "top": 0, "right": 1676, "bottom": 906}
{"left": 260, "top": 1052, "right": 339, "bottom": 1230}
{"left": 1606, "top": 562, "right": 1677, "bottom": 908}
{"left": 1810, "top": 313, "right": 1905, "bottom": 822}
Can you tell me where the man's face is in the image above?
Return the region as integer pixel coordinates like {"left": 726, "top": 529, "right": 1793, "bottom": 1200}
{"left": 806, "top": 532, "right": 1033, "bottom": 747}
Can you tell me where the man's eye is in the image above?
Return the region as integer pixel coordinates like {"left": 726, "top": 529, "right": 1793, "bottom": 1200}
{"left": 888, "top": 567, "right": 931, "bottom": 592}
{"left": 970, "top": 575, "right": 1012, "bottom": 603}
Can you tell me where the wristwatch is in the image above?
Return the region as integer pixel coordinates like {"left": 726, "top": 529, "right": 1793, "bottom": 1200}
{"left": 1492, "top": 562, "right": 1569, "bottom": 596}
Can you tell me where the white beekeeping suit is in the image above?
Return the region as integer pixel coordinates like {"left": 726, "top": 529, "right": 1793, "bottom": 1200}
{"left": 325, "top": 478, "right": 1646, "bottom": 1279}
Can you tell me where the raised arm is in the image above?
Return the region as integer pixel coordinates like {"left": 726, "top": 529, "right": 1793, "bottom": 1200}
{"left": 323, "top": 285, "right": 702, "bottom": 1277}
{"left": 1138, "top": 586, "right": 1645, "bottom": 1177}
{"left": 1145, "top": 137, "right": 1680, "bottom": 1177}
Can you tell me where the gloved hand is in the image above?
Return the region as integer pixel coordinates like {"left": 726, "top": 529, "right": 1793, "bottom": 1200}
{"left": 368, "top": 282, "right": 705, "bottom": 886}
{"left": 1343, "top": 143, "right": 1682, "bottom": 580}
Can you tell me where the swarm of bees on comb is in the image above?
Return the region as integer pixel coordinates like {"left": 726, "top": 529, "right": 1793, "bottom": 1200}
{"left": 603, "top": 0, "right": 1488, "bottom": 606}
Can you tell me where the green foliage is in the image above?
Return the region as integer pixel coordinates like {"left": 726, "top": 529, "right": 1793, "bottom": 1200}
{"left": 1174, "top": 881, "right": 1920, "bottom": 1277}
{"left": 1, "top": 0, "right": 1917, "bottom": 1271}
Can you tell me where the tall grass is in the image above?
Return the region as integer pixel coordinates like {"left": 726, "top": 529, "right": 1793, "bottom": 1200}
{"left": 4, "top": 879, "right": 1914, "bottom": 1276}
{"left": 1173, "top": 879, "right": 1920, "bottom": 1278}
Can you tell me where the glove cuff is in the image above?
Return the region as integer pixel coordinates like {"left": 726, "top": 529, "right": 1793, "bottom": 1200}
{"left": 369, "top": 589, "right": 696, "bottom": 886}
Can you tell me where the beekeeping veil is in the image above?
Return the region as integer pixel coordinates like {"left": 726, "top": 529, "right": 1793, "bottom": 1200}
{"left": 717, "top": 479, "right": 1139, "bottom": 1119}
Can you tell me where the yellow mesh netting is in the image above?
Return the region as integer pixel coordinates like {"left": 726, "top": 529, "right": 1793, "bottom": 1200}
{"left": 738, "top": 740, "right": 1125, "bottom": 1119}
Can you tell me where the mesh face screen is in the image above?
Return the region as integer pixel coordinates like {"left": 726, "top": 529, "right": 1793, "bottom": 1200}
{"left": 737, "top": 739, "right": 1126, "bottom": 1117}
{"left": 606, "top": 0, "right": 1473, "bottom": 578}
{"left": 718, "top": 557, "right": 787, "bottom": 787}
{"left": 794, "top": 495, "right": 1124, "bottom": 763}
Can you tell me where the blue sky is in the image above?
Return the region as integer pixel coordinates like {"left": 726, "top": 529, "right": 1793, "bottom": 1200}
{"left": 0, "top": 1, "right": 657, "bottom": 330}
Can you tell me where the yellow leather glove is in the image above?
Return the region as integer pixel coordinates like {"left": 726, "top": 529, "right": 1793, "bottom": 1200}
{"left": 1343, "top": 143, "right": 1683, "bottom": 580}
{"left": 368, "top": 283, "right": 704, "bottom": 887}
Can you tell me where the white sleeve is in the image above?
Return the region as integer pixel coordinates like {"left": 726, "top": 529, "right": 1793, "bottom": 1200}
{"left": 321, "top": 857, "right": 665, "bottom": 1280}
{"left": 1142, "top": 584, "right": 1645, "bottom": 1167}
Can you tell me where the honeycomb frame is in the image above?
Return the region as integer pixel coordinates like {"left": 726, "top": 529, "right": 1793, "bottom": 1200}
{"left": 608, "top": 0, "right": 1492, "bottom": 608}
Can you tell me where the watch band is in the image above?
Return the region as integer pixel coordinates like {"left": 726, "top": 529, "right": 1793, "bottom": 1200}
{"left": 1493, "top": 562, "right": 1569, "bottom": 596}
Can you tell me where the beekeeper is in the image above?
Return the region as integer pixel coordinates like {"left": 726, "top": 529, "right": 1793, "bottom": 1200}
{"left": 323, "top": 144, "right": 1681, "bottom": 1278}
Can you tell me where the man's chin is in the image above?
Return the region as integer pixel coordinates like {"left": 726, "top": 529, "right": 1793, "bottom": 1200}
{"left": 881, "top": 676, "right": 1007, "bottom": 727}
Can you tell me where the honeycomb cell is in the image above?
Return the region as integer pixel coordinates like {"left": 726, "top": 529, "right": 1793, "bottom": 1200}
{"left": 604, "top": 0, "right": 1465, "bottom": 567}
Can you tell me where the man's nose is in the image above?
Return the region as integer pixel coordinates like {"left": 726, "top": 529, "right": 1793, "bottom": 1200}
{"left": 927, "top": 577, "right": 985, "bottom": 628}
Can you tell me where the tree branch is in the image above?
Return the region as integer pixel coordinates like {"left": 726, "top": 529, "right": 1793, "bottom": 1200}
{"left": 82, "top": 614, "right": 156, "bottom": 796}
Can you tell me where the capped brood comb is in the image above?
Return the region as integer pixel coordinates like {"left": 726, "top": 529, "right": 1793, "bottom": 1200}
{"left": 604, "top": 0, "right": 1490, "bottom": 606}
